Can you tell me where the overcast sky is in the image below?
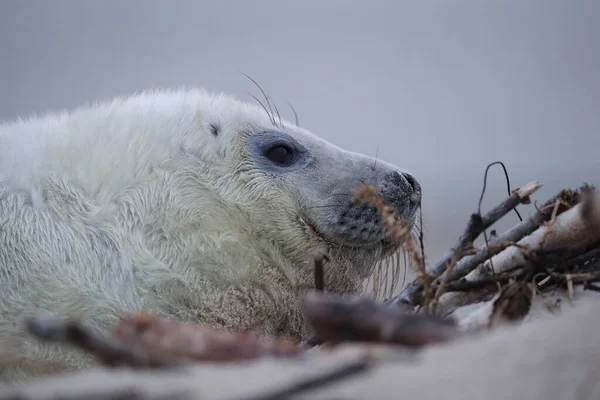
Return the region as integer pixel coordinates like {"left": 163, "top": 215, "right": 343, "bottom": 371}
{"left": 1, "top": 1, "right": 598, "bottom": 264}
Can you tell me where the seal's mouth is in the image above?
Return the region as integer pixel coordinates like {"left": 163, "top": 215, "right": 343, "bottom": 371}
{"left": 298, "top": 214, "right": 401, "bottom": 256}
{"left": 296, "top": 202, "right": 418, "bottom": 283}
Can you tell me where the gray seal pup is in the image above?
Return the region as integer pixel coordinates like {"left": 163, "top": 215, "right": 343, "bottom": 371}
{"left": 0, "top": 87, "right": 421, "bottom": 382}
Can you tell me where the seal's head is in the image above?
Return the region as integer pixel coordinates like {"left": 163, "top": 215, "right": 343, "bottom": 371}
{"left": 193, "top": 91, "right": 422, "bottom": 293}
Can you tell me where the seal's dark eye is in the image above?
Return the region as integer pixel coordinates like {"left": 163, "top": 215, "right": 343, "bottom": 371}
{"left": 265, "top": 145, "right": 294, "bottom": 165}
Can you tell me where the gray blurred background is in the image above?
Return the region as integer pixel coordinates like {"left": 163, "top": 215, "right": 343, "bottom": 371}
{"left": 1, "top": 0, "right": 598, "bottom": 267}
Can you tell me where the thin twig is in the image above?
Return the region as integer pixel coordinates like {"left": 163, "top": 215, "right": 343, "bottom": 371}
{"left": 478, "top": 161, "right": 524, "bottom": 223}
{"left": 313, "top": 251, "right": 330, "bottom": 292}
{"left": 234, "top": 359, "right": 371, "bottom": 400}
{"left": 301, "top": 252, "right": 331, "bottom": 349}
{"left": 477, "top": 161, "right": 524, "bottom": 285}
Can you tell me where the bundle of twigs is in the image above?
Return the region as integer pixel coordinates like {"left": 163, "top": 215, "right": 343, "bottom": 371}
{"left": 388, "top": 179, "right": 600, "bottom": 317}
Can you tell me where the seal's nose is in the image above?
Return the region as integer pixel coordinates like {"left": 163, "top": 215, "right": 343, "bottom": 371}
{"left": 402, "top": 172, "right": 421, "bottom": 196}
{"left": 379, "top": 170, "right": 421, "bottom": 217}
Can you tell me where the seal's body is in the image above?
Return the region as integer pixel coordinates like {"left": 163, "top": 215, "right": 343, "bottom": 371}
{"left": 0, "top": 88, "right": 421, "bottom": 382}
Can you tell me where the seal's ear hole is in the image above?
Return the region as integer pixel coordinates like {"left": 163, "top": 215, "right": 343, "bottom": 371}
{"left": 210, "top": 124, "right": 220, "bottom": 137}
{"left": 264, "top": 144, "right": 295, "bottom": 166}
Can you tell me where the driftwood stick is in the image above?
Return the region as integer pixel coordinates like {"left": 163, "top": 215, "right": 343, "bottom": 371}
{"left": 237, "top": 359, "right": 371, "bottom": 400}
{"left": 386, "top": 181, "right": 543, "bottom": 307}
{"left": 559, "top": 246, "right": 600, "bottom": 271}
{"left": 435, "top": 266, "right": 530, "bottom": 293}
{"left": 302, "top": 291, "right": 461, "bottom": 347}
{"left": 456, "top": 280, "right": 532, "bottom": 332}
{"left": 551, "top": 269, "right": 600, "bottom": 284}
{"left": 26, "top": 317, "right": 184, "bottom": 368}
{"left": 28, "top": 313, "right": 304, "bottom": 369}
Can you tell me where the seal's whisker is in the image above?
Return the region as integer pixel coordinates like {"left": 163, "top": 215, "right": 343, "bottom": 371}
{"left": 390, "top": 249, "right": 401, "bottom": 295}
{"left": 364, "top": 220, "right": 421, "bottom": 300}
{"left": 271, "top": 98, "right": 283, "bottom": 128}
{"left": 286, "top": 102, "right": 300, "bottom": 127}
{"left": 325, "top": 192, "right": 355, "bottom": 198}
{"left": 401, "top": 248, "right": 409, "bottom": 289}
{"left": 383, "top": 253, "right": 390, "bottom": 298}
{"left": 327, "top": 242, "right": 347, "bottom": 290}
{"left": 351, "top": 177, "right": 370, "bottom": 189}
{"left": 245, "top": 92, "right": 276, "bottom": 126}
{"left": 302, "top": 204, "right": 344, "bottom": 211}
{"left": 397, "top": 250, "right": 405, "bottom": 292}
{"left": 240, "top": 72, "right": 278, "bottom": 128}
{"left": 388, "top": 250, "right": 401, "bottom": 299}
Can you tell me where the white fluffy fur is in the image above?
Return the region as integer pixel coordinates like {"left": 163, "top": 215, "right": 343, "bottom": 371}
{"left": 0, "top": 88, "right": 418, "bottom": 383}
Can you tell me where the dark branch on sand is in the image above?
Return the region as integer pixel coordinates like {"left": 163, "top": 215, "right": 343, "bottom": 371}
{"left": 235, "top": 359, "right": 371, "bottom": 400}
{"left": 27, "top": 313, "right": 303, "bottom": 369}
{"left": 434, "top": 265, "right": 530, "bottom": 293}
{"left": 302, "top": 291, "right": 461, "bottom": 347}
{"left": 26, "top": 317, "right": 184, "bottom": 369}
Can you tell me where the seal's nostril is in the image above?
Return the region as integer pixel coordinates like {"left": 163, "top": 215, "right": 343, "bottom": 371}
{"left": 402, "top": 172, "right": 419, "bottom": 193}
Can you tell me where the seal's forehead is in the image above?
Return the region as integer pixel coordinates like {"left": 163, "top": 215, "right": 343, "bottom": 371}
{"left": 198, "top": 92, "right": 338, "bottom": 151}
